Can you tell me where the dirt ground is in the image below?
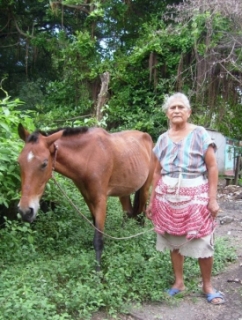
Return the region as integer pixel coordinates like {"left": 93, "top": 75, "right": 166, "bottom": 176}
{"left": 92, "top": 183, "right": 242, "bottom": 320}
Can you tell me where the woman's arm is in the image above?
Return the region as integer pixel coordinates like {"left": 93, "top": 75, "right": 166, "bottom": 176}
{"left": 205, "top": 145, "right": 220, "bottom": 217}
{"left": 146, "top": 160, "right": 162, "bottom": 219}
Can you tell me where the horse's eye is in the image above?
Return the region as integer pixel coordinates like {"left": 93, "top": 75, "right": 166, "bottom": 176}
{"left": 41, "top": 160, "right": 48, "bottom": 169}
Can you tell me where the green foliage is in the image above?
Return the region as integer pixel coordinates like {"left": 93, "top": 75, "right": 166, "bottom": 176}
{"left": 190, "top": 11, "right": 231, "bottom": 49}
{"left": 0, "top": 85, "right": 35, "bottom": 207}
{"left": 18, "top": 79, "right": 45, "bottom": 110}
{"left": 0, "top": 177, "right": 237, "bottom": 319}
{"left": 34, "top": 80, "right": 93, "bottom": 128}
{"left": 214, "top": 107, "right": 241, "bottom": 139}
{"left": 106, "top": 86, "right": 168, "bottom": 139}
{"left": 34, "top": 30, "right": 99, "bottom": 125}
{"left": 1, "top": 0, "right": 242, "bottom": 138}
{"left": 213, "top": 237, "right": 237, "bottom": 274}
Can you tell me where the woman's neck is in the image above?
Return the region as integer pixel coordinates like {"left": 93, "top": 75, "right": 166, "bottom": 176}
{"left": 168, "top": 123, "right": 196, "bottom": 142}
{"left": 170, "top": 122, "right": 189, "bottom": 132}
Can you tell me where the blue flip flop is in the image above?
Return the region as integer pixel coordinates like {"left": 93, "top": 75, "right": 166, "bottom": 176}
{"left": 166, "top": 288, "right": 181, "bottom": 297}
{"left": 205, "top": 291, "right": 225, "bottom": 305}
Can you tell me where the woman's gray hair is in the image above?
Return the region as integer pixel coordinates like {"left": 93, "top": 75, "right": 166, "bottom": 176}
{"left": 162, "top": 92, "right": 191, "bottom": 112}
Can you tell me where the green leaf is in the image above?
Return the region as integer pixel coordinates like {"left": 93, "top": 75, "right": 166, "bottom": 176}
{"left": 0, "top": 121, "right": 10, "bottom": 132}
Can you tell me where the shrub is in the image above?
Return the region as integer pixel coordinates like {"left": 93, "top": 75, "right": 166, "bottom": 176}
{"left": 0, "top": 83, "right": 34, "bottom": 219}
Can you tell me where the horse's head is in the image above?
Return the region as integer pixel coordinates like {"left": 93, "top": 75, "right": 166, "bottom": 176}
{"left": 17, "top": 124, "right": 61, "bottom": 223}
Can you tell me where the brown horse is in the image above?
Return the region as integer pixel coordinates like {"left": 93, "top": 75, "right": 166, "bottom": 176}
{"left": 17, "top": 124, "right": 156, "bottom": 268}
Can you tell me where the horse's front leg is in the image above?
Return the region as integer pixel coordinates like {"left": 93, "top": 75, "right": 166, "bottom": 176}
{"left": 93, "top": 229, "right": 103, "bottom": 272}
{"left": 90, "top": 198, "right": 107, "bottom": 271}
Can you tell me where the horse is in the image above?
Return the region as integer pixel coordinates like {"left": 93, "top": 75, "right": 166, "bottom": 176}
{"left": 17, "top": 124, "right": 157, "bottom": 269}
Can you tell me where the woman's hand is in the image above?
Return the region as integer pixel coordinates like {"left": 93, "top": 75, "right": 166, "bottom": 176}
{"left": 208, "top": 199, "right": 220, "bottom": 218}
{"left": 146, "top": 204, "right": 153, "bottom": 220}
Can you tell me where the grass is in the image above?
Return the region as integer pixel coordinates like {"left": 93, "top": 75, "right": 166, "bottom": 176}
{"left": 0, "top": 179, "right": 238, "bottom": 319}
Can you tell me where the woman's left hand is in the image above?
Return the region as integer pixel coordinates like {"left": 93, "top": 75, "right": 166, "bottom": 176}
{"left": 146, "top": 204, "right": 153, "bottom": 220}
{"left": 208, "top": 199, "right": 220, "bottom": 218}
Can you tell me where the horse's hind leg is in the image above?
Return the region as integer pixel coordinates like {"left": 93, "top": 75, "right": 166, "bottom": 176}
{"left": 132, "top": 181, "right": 151, "bottom": 225}
{"left": 133, "top": 156, "right": 157, "bottom": 221}
{"left": 119, "top": 195, "right": 133, "bottom": 219}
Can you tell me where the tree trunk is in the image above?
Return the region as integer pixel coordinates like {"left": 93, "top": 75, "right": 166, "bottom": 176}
{"left": 96, "top": 72, "right": 110, "bottom": 122}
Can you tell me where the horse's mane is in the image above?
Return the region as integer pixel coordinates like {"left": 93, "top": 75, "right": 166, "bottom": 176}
{"left": 62, "top": 126, "right": 89, "bottom": 137}
{"left": 27, "top": 126, "right": 89, "bottom": 143}
{"left": 27, "top": 131, "right": 42, "bottom": 143}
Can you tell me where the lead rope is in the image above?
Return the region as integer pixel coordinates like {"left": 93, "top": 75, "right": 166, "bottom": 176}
{"left": 52, "top": 170, "right": 215, "bottom": 245}
{"left": 51, "top": 144, "right": 154, "bottom": 240}
{"left": 51, "top": 146, "right": 215, "bottom": 245}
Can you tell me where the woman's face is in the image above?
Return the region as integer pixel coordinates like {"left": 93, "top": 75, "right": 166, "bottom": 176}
{"left": 166, "top": 99, "right": 191, "bottom": 125}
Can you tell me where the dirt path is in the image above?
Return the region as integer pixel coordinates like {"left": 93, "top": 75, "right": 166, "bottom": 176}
{"left": 129, "top": 263, "right": 242, "bottom": 320}
{"left": 92, "top": 200, "right": 242, "bottom": 320}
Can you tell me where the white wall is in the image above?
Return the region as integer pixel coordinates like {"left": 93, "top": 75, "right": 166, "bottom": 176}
{"left": 206, "top": 129, "right": 226, "bottom": 174}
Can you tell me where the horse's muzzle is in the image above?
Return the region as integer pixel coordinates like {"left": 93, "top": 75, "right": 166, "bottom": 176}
{"left": 18, "top": 207, "right": 35, "bottom": 223}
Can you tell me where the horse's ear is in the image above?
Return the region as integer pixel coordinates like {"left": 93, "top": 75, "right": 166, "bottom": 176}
{"left": 18, "top": 123, "right": 30, "bottom": 142}
{"left": 46, "top": 130, "right": 63, "bottom": 149}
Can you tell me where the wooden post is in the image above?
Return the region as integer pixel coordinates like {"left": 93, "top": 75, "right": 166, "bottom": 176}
{"left": 96, "top": 72, "right": 110, "bottom": 122}
{"left": 234, "top": 155, "right": 241, "bottom": 185}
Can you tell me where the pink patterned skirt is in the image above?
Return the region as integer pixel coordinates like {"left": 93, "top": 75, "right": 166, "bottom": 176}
{"left": 151, "top": 175, "right": 215, "bottom": 239}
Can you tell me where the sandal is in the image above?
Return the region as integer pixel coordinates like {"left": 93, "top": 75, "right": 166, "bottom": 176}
{"left": 166, "top": 288, "right": 182, "bottom": 297}
{"left": 205, "top": 290, "right": 225, "bottom": 305}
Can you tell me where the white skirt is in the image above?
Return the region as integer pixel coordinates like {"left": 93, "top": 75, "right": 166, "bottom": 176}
{"left": 156, "top": 232, "right": 214, "bottom": 258}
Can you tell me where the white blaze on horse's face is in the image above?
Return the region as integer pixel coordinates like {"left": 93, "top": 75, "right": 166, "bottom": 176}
{"left": 29, "top": 196, "right": 41, "bottom": 220}
{"left": 27, "top": 151, "right": 35, "bottom": 162}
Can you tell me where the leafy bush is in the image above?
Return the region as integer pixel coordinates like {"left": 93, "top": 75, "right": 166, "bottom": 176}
{"left": 0, "top": 84, "right": 238, "bottom": 319}
{"left": 0, "top": 86, "right": 35, "bottom": 209}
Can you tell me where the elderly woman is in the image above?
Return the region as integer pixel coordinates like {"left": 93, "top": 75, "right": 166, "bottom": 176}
{"left": 146, "top": 92, "right": 224, "bottom": 305}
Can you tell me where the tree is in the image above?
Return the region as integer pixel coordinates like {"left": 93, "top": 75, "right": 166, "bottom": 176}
{"left": 162, "top": 0, "right": 242, "bottom": 137}
{"left": 2, "top": 0, "right": 242, "bottom": 139}
{"left": 0, "top": 0, "right": 55, "bottom": 97}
